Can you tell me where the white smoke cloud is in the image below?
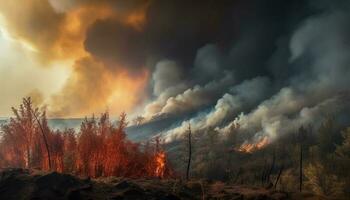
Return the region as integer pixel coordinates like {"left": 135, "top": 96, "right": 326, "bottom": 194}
{"left": 143, "top": 47, "right": 235, "bottom": 120}
{"left": 143, "top": 60, "right": 188, "bottom": 119}
{"left": 162, "top": 76, "right": 272, "bottom": 142}
{"left": 152, "top": 60, "right": 185, "bottom": 96}
{"left": 159, "top": 73, "right": 234, "bottom": 115}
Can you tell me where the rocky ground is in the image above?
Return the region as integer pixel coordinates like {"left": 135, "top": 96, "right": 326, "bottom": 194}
{"left": 0, "top": 168, "right": 330, "bottom": 200}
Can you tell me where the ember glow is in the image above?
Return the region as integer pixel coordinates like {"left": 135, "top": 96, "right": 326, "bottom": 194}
{"left": 154, "top": 151, "right": 166, "bottom": 178}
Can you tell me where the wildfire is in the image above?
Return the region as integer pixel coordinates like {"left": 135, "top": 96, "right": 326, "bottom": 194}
{"left": 0, "top": 98, "right": 172, "bottom": 179}
{"left": 237, "top": 137, "right": 269, "bottom": 153}
{"left": 155, "top": 151, "right": 166, "bottom": 178}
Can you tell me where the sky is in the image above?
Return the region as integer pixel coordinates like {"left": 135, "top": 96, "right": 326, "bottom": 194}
{"left": 1, "top": 0, "right": 350, "bottom": 143}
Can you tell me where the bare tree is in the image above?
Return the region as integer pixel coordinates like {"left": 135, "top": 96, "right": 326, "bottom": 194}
{"left": 274, "top": 164, "right": 284, "bottom": 189}
{"left": 23, "top": 98, "right": 52, "bottom": 170}
{"left": 298, "top": 126, "right": 307, "bottom": 192}
{"left": 186, "top": 123, "right": 192, "bottom": 180}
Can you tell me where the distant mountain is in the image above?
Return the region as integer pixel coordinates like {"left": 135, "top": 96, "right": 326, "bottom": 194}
{"left": 0, "top": 118, "right": 7, "bottom": 127}
{"left": 47, "top": 118, "right": 84, "bottom": 131}
{"left": 0, "top": 118, "right": 83, "bottom": 131}
{"left": 0, "top": 117, "right": 165, "bottom": 142}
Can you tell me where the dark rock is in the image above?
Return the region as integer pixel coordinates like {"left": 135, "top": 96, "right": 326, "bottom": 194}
{"left": 265, "top": 182, "right": 274, "bottom": 190}
{"left": 0, "top": 168, "right": 34, "bottom": 200}
{"left": 123, "top": 187, "right": 145, "bottom": 196}
{"left": 0, "top": 168, "right": 323, "bottom": 200}
{"left": 114, "top": 180, "right": 131, "bottom": 190}
{"left": 32, "top": 172, "right": 91, "bottom": 199}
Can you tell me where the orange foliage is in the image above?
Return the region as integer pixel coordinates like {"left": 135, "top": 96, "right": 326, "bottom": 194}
{"left": 0, "top": 98, "right": 172, "bottom": 178}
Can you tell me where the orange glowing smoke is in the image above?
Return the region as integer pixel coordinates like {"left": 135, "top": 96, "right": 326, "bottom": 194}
{"left": 54, "top": 4, "right": 116, "bottom": 59}
{"left": 237, "top": 137, "right": 269, "bottom": 153}
{"left": 107, "top": 69, "right": 149, "bottom": 114}
{"left": 0, "top": 0, "right": 152, "bottom": 118}
{"left": 53, "top": 2, "right": 149, "bottom": 59}
{"left": 155, "top": 151, "right": 166, "bottom": 178}
{"left": 49, "top": 59, "right": 150, "bottom": 118}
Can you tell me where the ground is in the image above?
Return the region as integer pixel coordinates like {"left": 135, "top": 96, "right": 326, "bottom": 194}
{"left": 0, "top": 168, "right": 330, "bottom": 200}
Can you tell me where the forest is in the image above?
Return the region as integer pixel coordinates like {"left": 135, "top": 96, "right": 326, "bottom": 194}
{"left": 169, "top": 116, "right": 350, "bottom": 198}
{"left": 0, "top": 97, "right": 172, "bottom": 178}
{"left": 0, "top": 97, "right": 349, "bottom": 199}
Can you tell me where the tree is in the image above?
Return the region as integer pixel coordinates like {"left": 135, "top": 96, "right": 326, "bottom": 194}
{"left": 335, "top": 127, "right": 350, "bottom": 160}
{"left": 334, "top": 127, "right": 350, "bottom": 195}
{"left": 0, "top": 100, "right": 173, "bottom": 178}
{"left": 186, "top": 123, "right": 192, "bottom": 180}
{"left": 297, "top": 126, "right": 308, "bottom": 192}
{"left": 62, "top": 129, "right": 77, "bottom": 173}
{"left": 0, "top": 97, "right": 49, "bottom": 169}
{"left": 133, "top": 116, "right": 145, "bottom": 126}
{"left": 305, "top": 162, "right": 344, "bottom": 197}
{"left": 317, "top": 117, "right": 337, "bottom": 155}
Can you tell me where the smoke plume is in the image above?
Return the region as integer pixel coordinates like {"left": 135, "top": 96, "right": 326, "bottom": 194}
{"left": 1, "top": 0, "right": 350, "bottom": 145}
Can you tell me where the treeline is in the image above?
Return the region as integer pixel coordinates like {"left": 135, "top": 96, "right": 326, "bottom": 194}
{"left": 0, "top": 97, "right": 172, "bottom": 178}
{"left": 172, "top": 119, "right": 350, "bottom": 198}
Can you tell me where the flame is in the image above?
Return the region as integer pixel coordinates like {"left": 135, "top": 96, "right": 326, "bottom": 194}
{"left": 237, "top": 137, "right": 269, "bottom": 153}
{"left": 155, "top": 151, "right": 166, "bottom": 178}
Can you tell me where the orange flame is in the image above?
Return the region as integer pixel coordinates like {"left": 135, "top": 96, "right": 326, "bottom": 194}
{"left": 237, "top": 137, "right": 269, "bottom": 153}
{"left": 155, "top": 151, "right": 166, "bottom": 178}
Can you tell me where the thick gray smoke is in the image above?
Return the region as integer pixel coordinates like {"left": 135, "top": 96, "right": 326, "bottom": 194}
{"left": 139, "top": 2, "right": 350, "bottom": 145}
{"left": 143, "top": 44, "right": 236, "bottom": 120}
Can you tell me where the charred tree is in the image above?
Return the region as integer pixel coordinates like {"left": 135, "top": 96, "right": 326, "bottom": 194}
{"left": 267, "top": 149, "right": 276, "bottom": 183}
{"left": 298, "top": 126, "right": 307, "bottom": 192}
{"left": 186, "top": 123, "right": 192, "bottom": 180}
{"left": 274, "top": 164, "right": 284, "bottom": 189}
{"left": 299, "top": 142, "right": 303, "bottom": 192}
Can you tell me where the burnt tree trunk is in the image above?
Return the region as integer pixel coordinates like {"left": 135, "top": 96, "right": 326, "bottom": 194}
{"left": 186, "top": 123, "right": 192, "bottom": 180}
{"left": 267, "top": 149, "right": 276, "bottom": 183}
{"left": 274, "top": 164, "right": 284, "bottom": 189}
{"left": 299, "top": 142, "right": 303, "bottom": 192}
